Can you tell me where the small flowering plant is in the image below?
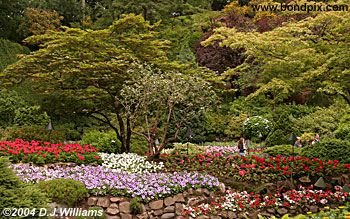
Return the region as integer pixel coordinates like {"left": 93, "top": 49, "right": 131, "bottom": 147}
{"left": 0, "top": 139, "right": 101, "bottom": 164}
{"left": 98, "top": 152, "right": 164, "bottom": 173}
{"left": 12, "top": 163, "right": 219, "bottom": 202}
{"left": 243, "top": 116, "right": 272, "bottom": 141}
{"left": 183, "top": 185, "right": 349, "bottom": 217}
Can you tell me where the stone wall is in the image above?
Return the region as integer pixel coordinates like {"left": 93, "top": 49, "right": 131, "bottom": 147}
{"left": 87, "top": 184, "right": 226, "bottom": 219}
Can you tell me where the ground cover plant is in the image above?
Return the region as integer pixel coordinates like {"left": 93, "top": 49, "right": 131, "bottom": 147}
{"left": 12, "top": 163, "right": 219, "bottom": 202}
{"left": 0, "top": 139, "right": 101, "bottom": 164}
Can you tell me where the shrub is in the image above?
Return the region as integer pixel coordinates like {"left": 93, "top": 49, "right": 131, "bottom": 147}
{"left": 334, "top": 114, "right": 350, "bottom": 140}
{"left": 243, "top": 116, "right": 272, "bottom": 142}
{"left": 81, "top": 130, "right": 120, "bottom": 153}
{"left": 2, "top": 125, "right": 65, "bottom": 142}
{"left": 301, "top": 139, "right": 350, "bottom": 163}
{"left": 130, "top": 198, "right": 142, "bottom": 215}
{"left": 296, "top": 104, "right": 347, "bottom": 137}
{"left": 38, "top": 178, "right": 88, "bottom": 207}
{"left": 130, "top": 135, "right": 148, "bottom": 155}
{"left": 0, "top": 157, "right": 48, "bottom": 217}
{"left": 264, "top": 145, "right": 302, "bottom": 157}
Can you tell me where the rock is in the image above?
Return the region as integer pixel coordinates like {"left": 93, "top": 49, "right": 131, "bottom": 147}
{"left": 164, "top": 206, "right": 175, "bottom": 213}
{"left": 164, "top": 197, "right": 175, "bottom": 206}
{"left": 277, "top": 208, "right": 288, "bottom": 216}
{"left": 209, "top": 216, "right": 221, "bottom": 219}
{"left": 149, "top": 200, "right": 164, "bottom": 210}
{"left": 310, "top": 206, "right": 318, "bottom": 213}
{"left": 119, "top": 201, "right": 131, "bottom": 214}
{"left": 87, "top": 197, "right": 98, "bottom": 206}
{"left": 187, "top": 198, "right": 199, "bottom": 206}
{"left": 161, "top": 213, "right": 175, "bottom": 219}
{"left": 97, "top": 197, "right": 110, "bottom": 208}
{"left": 175, "top": 203, "right": 184, "bottom": 216}
{"left": 136, "top": 213, "right": 149, "bottom": 219}
{"left": 140, "top": 204, "right": 146, "bottom": 214}
{"left": 106, "top": 207, "right": 120, "bottom": 215}
{"left": 174, "top": 194, "right": 185, "bottom": 203}
{"left": 197, "top": 215, "right": 209, "bottom": 219}
{"left": 217, "top": 210, "right": 227, "bottom": 218}
{"left": 183, "top": 191, "right": 189, "bottom": 198}
{"left": 219, "top": 183, "right": 225, "bottom": 194}
{"left": 203, "top": 189, "right": 210, "bottom": 196}
{"left": 266, "top": 208, "right": 275, "bottom": 214}
{"left": 195, "top": 188, "right": 203, "bottom": 195}
{"left": 259, "top": 212, "right": 272, "bottom": 218}
{"left": 154, "top": 209, "right": 163, "bottom": 216}
{"left": 110, "top": 203, "right": 119, "bottom": 208}
{"left": 188, "top": 188, "right": 194, "bottom": 195}
{"left": 120, "top": 213, "right": 132, "bottom": 219}
{"left": 106, "top": 215, "right": 121, "bottom": 219}
{"left": 111, "top": 197, "right": 125, "bottom": 203}
{"left": 227, "top": 211, "right": 237, "bottom": 219}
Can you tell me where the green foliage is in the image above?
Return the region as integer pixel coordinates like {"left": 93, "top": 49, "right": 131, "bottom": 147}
{"left": 130, "top": 135, "right": 148, "bottom": 155}
{"left": 159, "top": 11, "right": 220, "bottom": 63}
{"left": 243, "top": 116, "right": 272, "bottom": 141}
{"left": 1, "top": 125, "right": 65, "bottom": 142}
{"left": 225, "top": 113, "right": 249, "bottom": 139}
{"left": 266, "top": 105, "right": 314, "bottom": 146}
{"left": 81, "top": 130, "right": 121, "bottom": 153}
{"left": 204, "top": 11, "right": 350, "bottom": 105}
{"left": 0, "top": 157, "right": 48, "bottom": 217}
{"left": 38, "top": 178, "right": 88, "bottom": 207}
{"left": 2, "top": 14, "right": 176, "bottom": 153}
{"left": 296, "top": 105, "right": 348, "bottom": 137}
{"left": 129, "top": 198, "right": 142, "bottom": 215}
{"left": 334, "top": 114, "right": 350, "bottom": 140}
{"left": 301, "top": 139, "right": 350, "bottom": 163}
{"left": 120, "top": 64, "right": 217, "bottom": 155}
{"left": 0, "top": 90, "right": 27, "bottom": 127}
{"left": 13, "top": 106, "right": 50, "bottom": 126}
{"left": 0, "top": 39, "right": 29, "bottom": 71}
{"left": 264, "top": 145, "right": 303, "bottom": 157}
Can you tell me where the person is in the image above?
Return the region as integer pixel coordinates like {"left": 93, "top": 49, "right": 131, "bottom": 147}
{"left": 294, "top": 137, "right": 302, "bottom": 148}
{"left": 237, "top": 137, "right": 246, "bottom": 156}
{"left": 312, "top": 134, "right": 320, "bottom": 145}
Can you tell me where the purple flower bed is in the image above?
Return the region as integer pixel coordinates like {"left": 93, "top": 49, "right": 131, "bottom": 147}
{"left": 12, "top": 164, "right": 219, "bottom": 201}
{"left": 205, "top": 146, "right": 238, "bottom": 155}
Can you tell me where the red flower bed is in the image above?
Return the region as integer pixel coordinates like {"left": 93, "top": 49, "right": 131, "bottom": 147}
{"left": 0, "top": 139, "right": 101, "bottom": 165}
{"left": 161, "top": 152, "right": 350, "bottom": 182}
{"left": 182, "top": 185, "right": 349, "bottom": 217}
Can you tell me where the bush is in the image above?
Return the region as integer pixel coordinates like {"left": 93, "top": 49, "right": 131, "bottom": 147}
{"left": 1, "top": 125, "right": 65, "bottom": 142}
{"left": 130, "top": 135, "right": 148, "bottom": 155}
{"left": 243, "top": 116, "right": 272, "bottom": 142}
{"left": 301, "top": 139, "right": 350, "bottom": 163}
{"left": 264, "top": 145, "right": 303, "bottom": 157}
{"left": 296, "top": 104, "right": 347, "bottom": 137}
{"left": 38, "top": 178, "right": 88, "bottom": 207}
{"left": 0, "top": 157, "right": 48, "bottom": 217}
{"left": 130, "top": 198, "right": 142, "bottom": 215}
{"left": 81, "top": 130, "right": 120, "bottom": 153}
{"left": 334, "top": 114, "right": 350, "bottom": 140}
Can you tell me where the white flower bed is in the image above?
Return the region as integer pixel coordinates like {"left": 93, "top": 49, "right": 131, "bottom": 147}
{"left": 98, "top": 152, "right": 164, "bottom": 173}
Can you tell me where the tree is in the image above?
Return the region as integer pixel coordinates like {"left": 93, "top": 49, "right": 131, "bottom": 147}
{"left": 1, "top": 14, "right": 171, "bottom": 152}
{"left": 17, "top": 8, "right": 63, "bottom": 38}
{"left": 119, "top": 64, "right": 216, "bottom": 156}
{"left": 0, "top": 38, "right": 29, "bottom": 71}
{"left": 0, "top": 0, "right": 27, "bottom": 41}
{"left": 203, "top": 11, "right": 350, "bottom": 105}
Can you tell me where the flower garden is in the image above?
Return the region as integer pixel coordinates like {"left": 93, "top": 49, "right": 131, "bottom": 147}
{"left": 1, "top": 138, "right": 349, "bottom": 219}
